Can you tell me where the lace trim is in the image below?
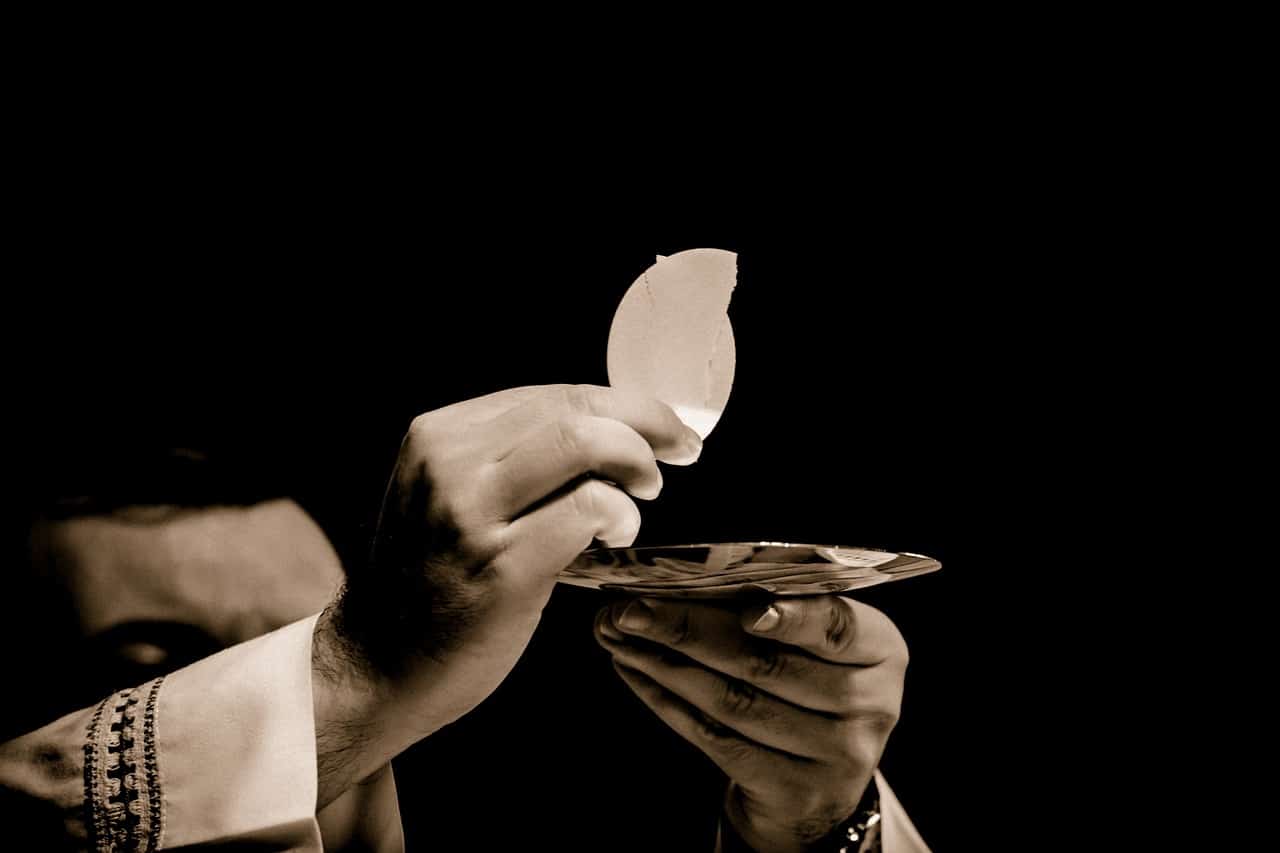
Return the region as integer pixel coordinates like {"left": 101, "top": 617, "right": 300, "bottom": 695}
{"left": 83, "top": 677, "right": 165, "bottom": 853}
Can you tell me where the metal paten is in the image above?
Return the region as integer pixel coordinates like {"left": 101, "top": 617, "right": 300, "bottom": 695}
{"left": 558, "top": 544, "right": 940, "bottom": 598}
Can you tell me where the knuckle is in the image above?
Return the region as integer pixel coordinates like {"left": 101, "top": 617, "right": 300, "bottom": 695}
{"left": 408, "top": 412, "right": 435, "bottom": 440}
{"left": 403, "top": 429, "right": 454, "bottom": 489}
{"left": 843, "top": 706, "right": 899, "bottom": 744}
{"left": 832, "top": 717, "right": 861, "bottom": 750}
{"left": 696, "top": 715, "right": 752, "bottom": 760}
{"left": 847, "top": 734, "right": 887, "bottom": 773}
{"left": 695, "top": 713, "right": 730, "bottom": 745}
{"left": 570, "top": 479, "right": 605, "bottom": 516}
{"left": 560, "top": 383, "right": 599, "bottom": 414}
{"left": 553, "top": 416, "right": 590, "bottom": 461}
{"left": 406, "top": 414, "right": 448, "bottom": 457}
{"left": 824, "top": 599, "right": 857, "bottom": 655}
{"left": 659, "top": 605, "right": 694, "bottom": 647}
{"left": 717, "top": 678, "right": 761, "bottom": 718}
{"left": 863, "top": 706, "right": 900, "bottom": 737}
{"left": 828, "top": 727, "right": 874, "bottom": 776}
{"left": 746, "top": 646, "right": 788, "bottom": 683}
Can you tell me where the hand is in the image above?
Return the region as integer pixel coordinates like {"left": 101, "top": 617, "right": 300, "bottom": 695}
{"left": 325, "top": 384, "right": 701, "bottom": 740}
{"left": 594, "top": 595, "right": 908, "bottom": 853}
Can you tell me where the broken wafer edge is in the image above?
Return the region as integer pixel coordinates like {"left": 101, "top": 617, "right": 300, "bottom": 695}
{"left": 607, "top": 248, "right": 737, "bottom": 439}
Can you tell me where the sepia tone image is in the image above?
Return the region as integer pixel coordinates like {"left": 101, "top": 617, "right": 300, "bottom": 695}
{"left": 5, "top": 210, "right": 990, "bottom": 851}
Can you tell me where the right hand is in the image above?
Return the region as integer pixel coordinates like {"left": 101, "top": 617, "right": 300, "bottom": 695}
{"left": 328, "top": 384, "right": 702, "bottom": 737}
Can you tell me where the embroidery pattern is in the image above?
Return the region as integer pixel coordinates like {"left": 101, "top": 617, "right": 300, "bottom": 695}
{"left": 142, "top": 677, "right": 164, "bottom": 850}
{"left": 83, "top": 694, "right": 112, "bottom": 851}
{"left": 84, "top": 677, "right": 165, "bottom": 853}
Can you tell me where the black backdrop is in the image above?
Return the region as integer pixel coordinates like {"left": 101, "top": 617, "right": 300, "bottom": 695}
{"left": 12, "top": 189, "right": 1057, "bottom": 850}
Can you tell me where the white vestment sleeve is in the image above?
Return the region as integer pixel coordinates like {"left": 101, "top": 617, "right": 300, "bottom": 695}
{"left": 158, "top": 614, "right": 324, "bottom": 849}
{"left": 317, "top": 763, "right": 405, "bottom": 852}
{"left": 158, "top": 613, "right": 404, "bottom": 851}
{"left": 1, "top": 613, "right": 405, "bottom": 852}
{"left": 875, "top": 770, "right": 931, "bottom": 853}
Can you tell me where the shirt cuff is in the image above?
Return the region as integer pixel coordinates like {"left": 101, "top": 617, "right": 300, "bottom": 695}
{"left": 80, "top": 612, "right": 406, "bottom": 852}
{"left": 875, "top": 771, "right": 931, "bottom": 853}
{"left": 154, "top": 613, "right": 324, "bottom": 849}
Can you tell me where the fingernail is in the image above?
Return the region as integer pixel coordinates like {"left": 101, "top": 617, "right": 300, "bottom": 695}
{"left": 664, "top": 435, "right": 703, "bottom": 466}
{"left": 750, "top": 605, "right": 781, "bottom": 633}
{"left": 618, "top": 599, "right": 655, "bottom": 633}
{"left": 634, "top": 471, "right": 663, "bottom": 501}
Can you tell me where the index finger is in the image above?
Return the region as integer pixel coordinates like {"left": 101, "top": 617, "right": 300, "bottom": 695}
{"left": 741, "top": 596, "right": 909, "bottom": 667}
{"left": 493, "top": 384, "right": 703, "bottom": 465}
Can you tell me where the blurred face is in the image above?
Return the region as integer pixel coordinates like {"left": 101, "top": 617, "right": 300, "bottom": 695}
{"left": 24, "top": 499, "right": 344, "bottom": 711}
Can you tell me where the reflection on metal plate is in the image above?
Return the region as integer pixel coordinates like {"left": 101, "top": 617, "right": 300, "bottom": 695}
{"left": 557, "top": 543, "right": 940, "bottom": 598}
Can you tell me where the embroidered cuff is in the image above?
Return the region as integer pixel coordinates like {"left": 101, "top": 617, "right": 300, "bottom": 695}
{"left": 83, "top": 677, "right": 165, "bottom": 853}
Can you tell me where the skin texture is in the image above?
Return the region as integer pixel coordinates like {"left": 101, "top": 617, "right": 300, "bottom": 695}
{"left": 594, "top": 595, "right": 908, "bottom": 853}
{"left": 312, "top": 384, "right": 704, "bottom": 805}
{"left": 23, "top": 383, "right": 910, "bottom": 851}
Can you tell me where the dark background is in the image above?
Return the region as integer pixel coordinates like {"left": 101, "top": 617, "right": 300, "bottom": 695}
{"left": 11, "top": 178, "right": 1059, "bottom": 849}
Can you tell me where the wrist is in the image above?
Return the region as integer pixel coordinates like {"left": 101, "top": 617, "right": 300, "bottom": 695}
{"left": 311, "top": 603, "right": 407, "bottom": 807}
{"left": 318, "top": 585, "right": 535, "bottom": 739}
{"left": 723, "top": 777, "right": 879, "bottom": 853}
{"left": 326, "top": 578, "right": 423, "bottom": 680}
{"left": 723, "top": 785, "right": 831, "bottom": 853}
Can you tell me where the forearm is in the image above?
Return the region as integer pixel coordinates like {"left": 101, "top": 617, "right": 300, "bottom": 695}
{"left": 312, "top": 603, "right": 418, "bottom": 810}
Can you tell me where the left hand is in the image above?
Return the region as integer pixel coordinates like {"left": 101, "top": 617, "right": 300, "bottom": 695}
{"left": 594, "top": 595, "right": 908, "bottom": 853}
